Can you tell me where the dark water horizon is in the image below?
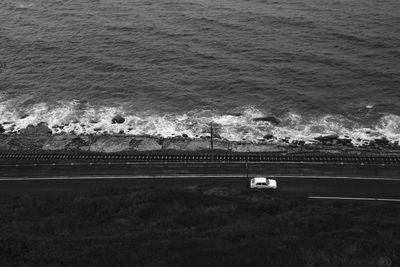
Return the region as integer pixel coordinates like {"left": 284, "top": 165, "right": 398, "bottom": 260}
{"left": 0, "top": 0, "right": 399, "bottom": 144}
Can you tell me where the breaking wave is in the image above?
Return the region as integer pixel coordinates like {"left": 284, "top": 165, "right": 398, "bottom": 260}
{"left": 1, "top": 98, "right": 400, "bottom": 146}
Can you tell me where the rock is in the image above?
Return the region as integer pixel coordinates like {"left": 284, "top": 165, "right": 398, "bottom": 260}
{"left": 20, "top": 114, "right": 29, "bottom": 119}
{"left": 0, "top": 124, "right": 4, "bottom": 133}
{"left": 20, "top": 122, "right": 52, "bottom": 135}
{"left": 131, "top": 137, "right": 162, "bottom": 151}
{"left": 337, "top": 138, "right": 352, "bottom": 146}
{"left": 228, "top": 113, "right": 242, "bottom": 117}
{"left": 315, "top": 134, "right": 339, "bottom": 144}
{"left": 253, "top": 116, "right": 280, "bottom": 124}
{"left": 181, "top": 134, "right": 188, "bottom": 138}
{"left": 263, "top": 134, "right": 273, "bottom": 140}
{"left": 2, "top": 135, "right": 47, "bottom": 151}
{"left": 43, "top": 135, "right": 88, "bottom": 151}
{"left": 213, "top": 140, "right": 231, "bottom": 150}
{"left": 89, "top": 136, "right": 131, "bottom": 153}
{"left": 186, "top": 140, "right": 211, "bottom": 150}
{"left": 374, "top": 137, "right": 390, "bottom": 147}
{"left": 52, "top": 125, "right": 59, "bottom": 129}
{"left": 212, "top": 133, "right": 222, "bottom": 139}
{"left": 111, "top": 115, "right": 125, "bottom": 124}
{"left": 119, "top": 130, "right": 124, "bottom": 134}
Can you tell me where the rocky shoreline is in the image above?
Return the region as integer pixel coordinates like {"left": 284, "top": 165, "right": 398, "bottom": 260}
{"left": 1, "top": 123, "right": 400, "bottom": 155}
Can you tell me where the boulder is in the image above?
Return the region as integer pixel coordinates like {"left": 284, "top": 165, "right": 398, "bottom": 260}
{"left": 253, "top": 116, "right": 280, "bottom": 124}
{"left": 186, "top": 140, "right": 211, "bottom": 151}
{"left": 134, "top": 137, "right": 162, "bottom": 151}
{"left": 212, "top": 133, "right": 222, "bottom": 139}
{"left": 212, "top": 140, "right": 230, "bottom": 151}
{"left": 315, "top": 134, "right": 339, "bottom": 144}
{"left": 89, "top": 136, "right": 131, "bottom": 153}
{"left": 374, "top": 137, "right": 390, "bottom": 147}
{"left": 228, "top": 113, "right": 242, "bottom": 117}
{"left": 42, "top": 135, "right": 73, "bottom": 150}
{"left": 2, "top": 134, "right": 48, "bottom": 151}
{"left": 111, "top": 115, "right": 125, "bottom": 124}
{"left": 20, "top": 122, "right": 52, "bottom": 135}
{"left": 42, "top": 135, "right": 88, "bottom": 151}
{"left": 263, "top": 134, "right": 273, "bottom": 140}
{"left": 337, "top": 138, "right": 352, "bottom": 146}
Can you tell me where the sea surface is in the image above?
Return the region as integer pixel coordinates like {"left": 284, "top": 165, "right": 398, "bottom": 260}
{"left": 0, "top": 0, "right": 399, "bottom": 144}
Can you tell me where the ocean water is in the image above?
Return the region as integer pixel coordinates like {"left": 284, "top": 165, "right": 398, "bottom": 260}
{"left": 0, "top": 0, "right": 399, "bottom": 144}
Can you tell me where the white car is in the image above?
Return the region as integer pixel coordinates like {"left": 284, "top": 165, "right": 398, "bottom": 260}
{"left": 250, "top": 177, "right": 277, "bottom": 189}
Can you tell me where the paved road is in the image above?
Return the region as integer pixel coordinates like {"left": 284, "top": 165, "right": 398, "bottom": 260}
{"left": 0, "top": 161, "right": 399, "bottom": 200}
{"left": 0, "top": 174, "right": 399, "bottom": 199}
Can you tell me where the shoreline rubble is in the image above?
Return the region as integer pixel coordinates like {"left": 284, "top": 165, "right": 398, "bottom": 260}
{"left": 0, "top": 123, "right": 399, "bottom": 155}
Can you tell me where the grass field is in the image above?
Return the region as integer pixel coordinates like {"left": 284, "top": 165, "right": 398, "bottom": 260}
{"left": 0, "top": 185, "right": 399, "bottom": 266}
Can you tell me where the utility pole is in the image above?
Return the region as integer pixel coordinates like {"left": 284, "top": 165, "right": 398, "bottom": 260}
{"left": 210, "top": 122, "right": 214, "bottom": 161}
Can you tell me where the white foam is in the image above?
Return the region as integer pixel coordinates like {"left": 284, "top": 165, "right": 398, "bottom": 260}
{"left": 1, "top": 98, "right": 400, "bottom": 146}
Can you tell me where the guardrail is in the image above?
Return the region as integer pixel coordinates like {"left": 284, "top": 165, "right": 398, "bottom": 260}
{"left": 1, "top": 153, "right": 400, "bottom": 164}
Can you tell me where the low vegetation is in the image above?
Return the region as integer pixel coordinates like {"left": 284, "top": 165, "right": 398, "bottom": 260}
{"left": 0, "top": 186, "right": 399, "bottom": 266}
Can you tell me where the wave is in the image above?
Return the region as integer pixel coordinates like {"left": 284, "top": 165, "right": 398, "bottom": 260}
{"left": 1, "top": 98, "right": 400, "bottom": 146}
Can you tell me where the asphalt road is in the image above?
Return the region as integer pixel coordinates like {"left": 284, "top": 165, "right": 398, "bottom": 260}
{"left": 0, "top": 160, "right": 399, "bottom": 200}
